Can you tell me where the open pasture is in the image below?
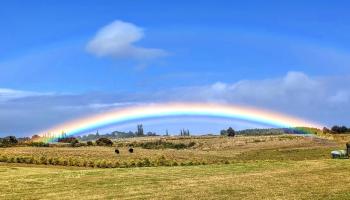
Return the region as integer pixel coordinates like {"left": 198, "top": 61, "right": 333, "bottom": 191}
{"left": 1, "top": 159, "right": 350, "bottom": 199}
{"left": 0, "top": 135, "right": 339, "bottom": 168}
{"left": 0, "top": 135, "right": 347, "bottom": 199}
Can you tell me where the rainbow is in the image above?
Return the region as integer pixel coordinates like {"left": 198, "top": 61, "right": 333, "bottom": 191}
{"left": 35, "top": 102, "right": 324, "bottom": 142}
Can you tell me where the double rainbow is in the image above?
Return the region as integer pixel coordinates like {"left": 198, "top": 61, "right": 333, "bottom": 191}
{"left": 35, "top": 102, "right": 323, "bottom": 142}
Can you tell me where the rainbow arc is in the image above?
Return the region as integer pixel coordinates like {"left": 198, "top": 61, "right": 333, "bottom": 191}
{"left": 35, "top": 102, "right": 323, "bottom": 142}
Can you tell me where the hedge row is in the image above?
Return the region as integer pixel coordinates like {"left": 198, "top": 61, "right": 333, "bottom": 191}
{"left": 0, "top": 155, "right": 218, "bottom": 168}
{"left": 116, "top": 140, "right": 196, "bottom": 150}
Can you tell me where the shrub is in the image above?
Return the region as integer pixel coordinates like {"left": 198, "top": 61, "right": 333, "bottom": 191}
{"left": 96, "top": 138, "right": 113, "bottom": 146}
{"left": 27, "top": 142, "right": 49, "bottom": 147}
{"left": 142, "top": 158, "right": 151, "bottom": 167}
{"left": 0, "top": 136, "right": 18, "bottom": 147}
{"left": 58, "top": 137, "right": 78, "bottom": 143}
{"left": 138, "top": 140, "right": 196, "bottom": 150}
{"left": 227, "top": 127, "right": 236, "bottom": 137}
{"left": 99, "top": 160, "right": 107, "bottom": 168}
{"left": 129, "top": 160, "right": 136, "bottom": 167}
{"left": 87, "top": 141, "right": 94, "bottom": 146}
{"left": 70, "top": 139, "right": 79, "bottom": 147}
{"left": 0, "top": 155, "right": 8, "bottom": 162}
{"left": 106, "top": 161, "right": 114, "bottom": 168}
{"left": 38, "top": 156, "right": 47, "bottom": 165}
{"left": 113, "top": 161, "right": 120, "bottom": 168}
{"left": 88, "top": 160, "right": 95, "bottom": 168}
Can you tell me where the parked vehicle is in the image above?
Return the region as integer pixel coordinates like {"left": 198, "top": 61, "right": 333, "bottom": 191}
{"left": 331, "top": 143, "right": 350, "bottom": 159}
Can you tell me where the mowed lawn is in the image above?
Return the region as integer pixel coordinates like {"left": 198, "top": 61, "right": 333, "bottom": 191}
{"left": 1, "top": 159, "right": 350, "bottom": 200}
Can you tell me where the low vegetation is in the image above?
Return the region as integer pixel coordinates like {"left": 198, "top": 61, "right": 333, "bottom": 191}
{"left": 0, "top": 133, "right": 348, "bottom": 199}
{"left": 95, "top": 138, "right": 113, "bottom": 146}
{"left": 0, "top": 135, "right": 338, "bottom": 168}
{"left": 128, "top": 140, "right": 196, "bottom": 149}
{"left": 1, "top": 158, "right": 350, "bottom": 199}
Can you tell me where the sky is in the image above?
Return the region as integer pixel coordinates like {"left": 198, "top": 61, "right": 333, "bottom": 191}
{"left": 1, "top": 1, "right": 350, "bottom": 136}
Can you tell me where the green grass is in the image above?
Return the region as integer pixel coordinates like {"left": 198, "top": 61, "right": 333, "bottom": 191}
{"left": 1, "top": 159, "right": 350, "bottom": 199}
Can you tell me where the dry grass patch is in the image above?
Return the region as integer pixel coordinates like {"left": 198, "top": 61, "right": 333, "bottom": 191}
{"left": 1, "top": 160, "right": 350, "bottom": 199}
{"left": 0, "top": 135, "right": 339, "bottom": 168}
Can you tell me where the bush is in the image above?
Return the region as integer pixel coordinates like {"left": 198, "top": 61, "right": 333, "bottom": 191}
{"left": 70, "top": 139, "right": 79, "bottom": 147}
{"left": 27, "top": 142, "right": 49, "bottom": 147}
{"left": 96, "top": 138, "right": 113, "bottom": 146}
{"left": 331, "top": 125, "right": 350, "bottom": 134}
{"left": 138, "top": 140, "right": 196, "bottom": 150}
{"left": 87, "top": 141, "right": 94, "bottom": 146}
{"left": 227, "top": 127, "right": 236, "bottom": 137}
{"left": 0, "top": 136, "right": 18, "bottom": 147}
{"left": 58, "top": 137, "right": 78, "bottom": 143}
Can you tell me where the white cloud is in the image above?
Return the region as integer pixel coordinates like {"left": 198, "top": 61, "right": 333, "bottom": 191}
{"left": 0, "top": 88, "right": 52, "bottom": 102}
{"left": 329, "top": 90, "right": 349, "bottom": 104}
{"left": 210, "top": 82, "right": 228, "bottom": 91}
{"left": 1, "top": 71, "right": 350, "bottom": 136}
{"left": 152, "top": 71, "right": 350, "bottom": 126}
{"left": 86, "top": 20, "right": 167, "bottom": 60}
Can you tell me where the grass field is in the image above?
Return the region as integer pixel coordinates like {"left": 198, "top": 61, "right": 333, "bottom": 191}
{"left": 1, "top": 160, "right": 350, "bottom": 199}
{"left": 0, "top": 135, "right": 349, "bottom": 199}
{"left": 0, "top": 135, "right": 339, "bottom": 167}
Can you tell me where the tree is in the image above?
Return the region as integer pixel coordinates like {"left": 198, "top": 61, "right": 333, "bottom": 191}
{"left": 331, "top": 125, "right": 350, "bottom": 134}
{"left": 340, "top": 126, "right": 348, "bottom": 133}
{"left": 180, "top": 129, "right": 189, "bottom": 136}
{"left": 220, "top": 129, "right": 227, "bottom": 136}
{"left": 5, "top": 136, "right": 18, "bottom": 144}
{"left": 322, "top": 127, "right": 330, "bottom": 133}
{"left": 70, "top": 138, "right": 79, "bottom": 147}
{"left": 227, "top": 127, "right": 235, "bottom": 137}
{"left": 0, "top": 136, "right": 18, "bottom": 147}
{"left": 96, "top": 138, "right": 113, "bottom": 146}
{"left": 137, "top": 124, "right": 144, "bottom": 136}
{"left": 58, "top": 137, "right": 77, "bottom": 143}
{"left": 31, "top": 135, "right": 41, "bottom": 140}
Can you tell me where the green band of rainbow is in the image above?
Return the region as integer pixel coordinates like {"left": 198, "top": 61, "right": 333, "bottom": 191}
{"left": 35, "top": 102, "right": 324, "bottom": 142}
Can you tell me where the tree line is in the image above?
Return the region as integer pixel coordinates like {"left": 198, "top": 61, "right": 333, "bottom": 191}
{"left": 323, "top": 125, "right": 350, "bottom": 134}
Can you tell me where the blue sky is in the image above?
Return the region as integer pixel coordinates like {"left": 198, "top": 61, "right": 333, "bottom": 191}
{"left": 1, "top": 1, "right": 350, "bottom": 136}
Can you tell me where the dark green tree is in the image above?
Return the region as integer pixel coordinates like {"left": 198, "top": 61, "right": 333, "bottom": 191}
{"left": 137, "top": 124, "right": 144, "bottom": 136}
{"left": 227, "top": 127, "right": 235, "bottom": 137}
{"left": 96, "top": 138, "right": 113, "bottom": 146}
{"left": 70, "top": 138, "right": 79, "bottom": 147}
{"left": 220, "top": 129, "right": 227, "bottom": 136}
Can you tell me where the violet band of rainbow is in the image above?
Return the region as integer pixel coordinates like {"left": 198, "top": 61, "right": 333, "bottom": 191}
{"left": 35, "top": 102, "right": 324, "bottom": 141}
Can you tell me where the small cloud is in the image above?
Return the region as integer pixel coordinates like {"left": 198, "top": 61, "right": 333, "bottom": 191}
{"left": 211, "top": 82, "right": 228, "bottom": 91}
{"left": 0, "top": 88, "right": 52, "bottom": 102}
{"left": 86, "top": 20, "right": 167, "bottom": 60}
{"left": 283, "top": 71, "right": 317, "bottom": 89}
{"left": 329, "top": 90, "right": 349, "bottom": 104}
